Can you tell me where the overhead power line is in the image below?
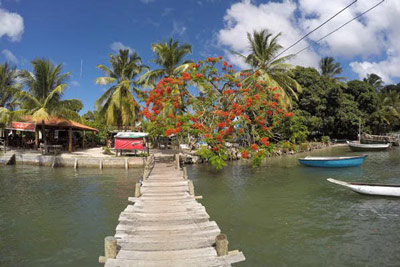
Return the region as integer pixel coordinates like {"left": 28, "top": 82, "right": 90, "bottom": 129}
{"left": 274, "top": 0, "right": 358, "bottom": 59}
{"left": 295, "top": 0, "right": 385, "bottom": 56}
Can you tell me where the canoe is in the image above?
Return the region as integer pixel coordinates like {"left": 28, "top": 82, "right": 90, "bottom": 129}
{"left": 327, "top": 178, "right": 400, "bottom": 197}
{"left": 298, "top": 155, "right": 367, "bottom": 168}
{"left": 347, "top": 141, "right": 390, "bottom": 152}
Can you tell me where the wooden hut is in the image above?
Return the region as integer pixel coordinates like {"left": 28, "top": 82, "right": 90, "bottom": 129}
{"left": 4, "top": 116, "right": 98, "bottom": 153}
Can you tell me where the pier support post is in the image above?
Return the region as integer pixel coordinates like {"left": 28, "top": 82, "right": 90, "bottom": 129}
{"left": 135, "top": 183, "right": 141, "bottom": 198}
{"left": 74, "top": 158, "right": 78, "bottom": 169}
{"left": 188, "top": 180, "right": 195, "bottom": 196}
{"left": 125, "top": 158, "right": 129, "bottom": 170}
{"left": 216, "top": 233, "right": 229, "bottom": 256}
{"left": 99, "top": 236, "right": 117, "bottom": 263}
{"left": 183, "top": 167, "right": 188, "bottom": 180}
{"left": 175, "top": 154, "right": 180, "bottom": 169}
{"left": 99, "top": 159, "right": 103, "bottom": 169}
{"left": 68, "top": 127, "right": 73, "bottom": 152}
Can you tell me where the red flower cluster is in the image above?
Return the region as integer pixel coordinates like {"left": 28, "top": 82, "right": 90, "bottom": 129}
{"left": 182, "top": 72, "right": 191, "bottom": 80}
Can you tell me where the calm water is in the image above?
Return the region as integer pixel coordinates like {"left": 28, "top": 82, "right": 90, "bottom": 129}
{"left": 189, "top": 146, "right": 400, "bottom": 267}
{"left": 1, "top": 146, "right": 400, "bottom": 266}
{"left": 0, "top": 166, "right": 141, "bottom": 267}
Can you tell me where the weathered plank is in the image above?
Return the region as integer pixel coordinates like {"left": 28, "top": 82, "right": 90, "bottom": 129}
{"left": 116, "top": 247, "right": 217, "bottom": 260}
{"left": 101, "top": 157, "right": 245, "bottom": 266}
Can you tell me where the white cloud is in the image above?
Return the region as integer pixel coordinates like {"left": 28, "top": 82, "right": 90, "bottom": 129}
{"left": 70, "top": 80, "right": 80, "bottom": 87}
{"left": 2, "top": 49, "right": 18, "bottom": 64}
{"left": 217, "top": 0, "right": 320, "bottom": 69}
{"left": 217, "top": 0, "right": 400, "bottom": 82}
{"left": 140, "top": 0, "right": 155, "bottom": 3}
{"left": 172, "top": 21, "right": 187, "bottom": 36}
{"left": 0, "top": 8, "right": 24, "bottom": 41}
{"left": 110, "top": 42, "right": 133, "bottom": 54}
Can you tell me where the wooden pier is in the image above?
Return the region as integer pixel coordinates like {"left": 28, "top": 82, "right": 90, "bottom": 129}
{"left": 99, "top": 155, "right": 245, "bottom": 266}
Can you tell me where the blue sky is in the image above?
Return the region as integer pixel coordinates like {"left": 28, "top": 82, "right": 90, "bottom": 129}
{"left": 1, "top": 0, "right": 399, "bottom": 113}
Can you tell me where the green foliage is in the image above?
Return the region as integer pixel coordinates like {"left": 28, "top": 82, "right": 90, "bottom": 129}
{"left": 321, "top": 136, "right": 330, "bottom": 143}
{"left": 95, "top": 49, "right": 148, "bottom": 129}
{"left": 102, "top": 146, "right": 113, "bottom": 155}
{"left": 82, "top": 110, "right": 110, "bottom": 145}
{"left": 17, "top": 58, "right": 82, "bottom": 121}
{"left": 196, "top": 147, "right": 227, "bottom": 169}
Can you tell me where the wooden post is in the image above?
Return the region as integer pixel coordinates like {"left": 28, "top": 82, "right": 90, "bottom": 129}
{"left": 5, "top": 129, "right": 8, "bottom": 147}
{"left": 68, "top": 127, "right": 73, "bottom": 152}
{"left": 135, "top": 183, "right": 141, "bottom": 197}
{"left": 125, "top": 158, "right": 129, "bottom": 170}
{"left": 74, "top": 158, "right": 78, "bottom": 169}
{"left": 51, "top": 156, "right": 56, "bottom": 168}
{"left": 92, "top": 132, "right": 95, "bottom": 147}
{"left": 104, "top": 236, "right": 117, "bottom": 258}
{"left": 188, "top": 180, "right": 195, "bottom": 196}
{"left": 82, "top": 130, "right": 85, "bottom": 149}
{"left": 34, "top": 129, "right": 39, "bottom": 149}
{"left": 41, "top": 120, "right": 46, "bottom": 146}
{"left": 175, "top": 154, "right": 180, "bottom": 169}
{"left": 99, "top": 158, "right": 103, "bottom": 169}
{"left": 183, "top": 167, "right": 188, "bottom": 180}
{"left": 216, "top": 233, "right": 229, "bottom": 256}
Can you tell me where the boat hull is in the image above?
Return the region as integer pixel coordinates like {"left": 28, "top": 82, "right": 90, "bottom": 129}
{"left": 327, "top": 178, "right": 400, "bottom": 197}
{"left": 347, "top": 141, "right": 390, "bottom": 152}
{"left": 298, "top": 156, "right": 367, "bottom": 168}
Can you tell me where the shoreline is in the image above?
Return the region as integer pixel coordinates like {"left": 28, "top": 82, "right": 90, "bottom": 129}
{"left": 0, "top": 143, "right": 347, "bottom": 169}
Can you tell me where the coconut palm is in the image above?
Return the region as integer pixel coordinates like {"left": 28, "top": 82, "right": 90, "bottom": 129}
{"left": 0, "top": 62, "right": 20, "bottom": 108}
{"left": 17, "top": 58, "right": 82, "bottom": 121}
{"left": 0, "top": 62, "right": 21, "bottom": 126}
{"left": 95, "top": 49, "right": 148, "bottom": 129}
{"left": 234, "top": 29, "right": 302, "bottom": 106}
{"left": 139, "top": 38, "right": 192, "bottom": 87}
{"left": 319, "top": 57, "right": 345, "bottom": 82}
{"left": 364, "top": 73, "right": 383, "bottom": 90}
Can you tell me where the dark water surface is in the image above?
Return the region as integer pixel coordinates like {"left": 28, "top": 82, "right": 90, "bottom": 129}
{"left": 189, "top": 146, "right": 400, "bottom": 266}
{"left": 1, "top": 146, "right": 400, "bottom": 266}
{"left": 0, "top": 166, "right": 141, "bottom": 267}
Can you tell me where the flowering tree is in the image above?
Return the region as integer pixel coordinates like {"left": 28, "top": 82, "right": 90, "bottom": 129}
{"left": 143, "top": 57, "right": 294, "bottom": 168}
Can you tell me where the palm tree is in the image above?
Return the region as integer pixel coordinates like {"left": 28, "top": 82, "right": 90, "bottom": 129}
{"left": 0, "top": 62, "right": 20, "bottom": 108}
{"left": 319, "top": 57, "right": 345, "bottom": 82}
{"left": 17, "top": 58, "right": 82, "bottom": 121}
{"left": 235, "top": 29, "right": 302, "bottom": 106}
{"left": 95, "top": 49, "right": 148, "bottom": 129}
{"left": 139, "top": 38, "right": 192, "bottom": 87}
{"left": 0, "top": 62, "right": 21, "bottom": 126}
{"left": 364, "top": 73, "right": 383, "bottom": 90}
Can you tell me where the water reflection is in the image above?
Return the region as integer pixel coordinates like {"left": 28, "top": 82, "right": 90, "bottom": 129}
{"left": 0, "top": 165, "right": 142, "bottom": 267}
{"left": 189, "top": 146, "right": 400, "bottom": 266}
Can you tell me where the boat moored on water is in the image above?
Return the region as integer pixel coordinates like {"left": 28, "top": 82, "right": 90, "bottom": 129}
{"left": 347, "top": 141, "right": 390, "bottom": 152}
{"left": 298, "top": 155, "right": 367, "bottom": 168}
{"left": 327, "top": 178, "right": 400, "bottom": 197}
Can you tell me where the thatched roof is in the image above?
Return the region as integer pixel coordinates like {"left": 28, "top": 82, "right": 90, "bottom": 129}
{"left": 18, "top": 116, "right": 98, "bottom": 132}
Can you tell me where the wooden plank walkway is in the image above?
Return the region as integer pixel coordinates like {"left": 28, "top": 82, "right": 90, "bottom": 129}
{"left": 100, "top": 155, "right": 245, "bottom": 266}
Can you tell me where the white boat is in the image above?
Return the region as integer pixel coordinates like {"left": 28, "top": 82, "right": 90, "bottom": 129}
{"left": 346, "top": 141, "right": 390, "bottom": 152}
{"left": 327, "top": 178, "right": 400, "bottom": 197}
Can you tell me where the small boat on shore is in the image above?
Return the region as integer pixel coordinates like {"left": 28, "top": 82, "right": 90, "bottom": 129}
{"left": 347, "top": 141, "right": 390, "bottom": 152}
{"left": 327, "top": 178, "right": 400, "bottom": 197}
{"left": 298, "top": 155, "right": 367, "bottom": 168}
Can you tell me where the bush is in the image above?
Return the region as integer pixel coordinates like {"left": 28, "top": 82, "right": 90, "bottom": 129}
{"left": 321, "top": 136, "right": 330, "bottom": 144}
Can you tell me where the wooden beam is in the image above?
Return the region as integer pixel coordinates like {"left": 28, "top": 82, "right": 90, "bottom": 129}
{"left": 34, "top": 129, "right": 39, "bottom": 149}
{"left": 68, "top": 127, "right": 73, "bottom": 152}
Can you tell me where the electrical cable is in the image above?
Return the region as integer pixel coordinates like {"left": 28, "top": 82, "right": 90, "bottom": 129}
{"left": 273, "top": 0, "right": 358, "bottom": 59}
{"left": 294, "top": 0, "right": 385, "bottom": 56}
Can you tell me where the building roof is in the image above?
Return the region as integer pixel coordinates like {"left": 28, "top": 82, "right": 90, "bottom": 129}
{"left": 20, "top": 116, "right": 98, "bottom": 132}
